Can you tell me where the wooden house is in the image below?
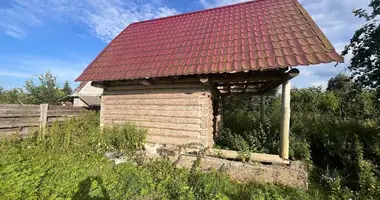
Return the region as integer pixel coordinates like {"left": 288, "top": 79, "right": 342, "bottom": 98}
{"left": 76, "top": 0, "right": 342, "bottom": 162}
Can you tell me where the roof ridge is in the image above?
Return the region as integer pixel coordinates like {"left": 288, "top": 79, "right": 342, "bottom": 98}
{"left": 129, "top": 0, "right": 262, "bottom": 26}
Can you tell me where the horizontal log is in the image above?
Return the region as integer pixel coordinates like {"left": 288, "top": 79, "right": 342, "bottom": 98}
{"left": 102, "top": 114, "right": 201, "bottom": 124}
{"left": 107, "top": 83, "right": 204, "bottom": 91}
{"left": 103, "top": 105, "right": 201, "bottom": 112}
{"left": 104, "top": 88, "right": 207, "bottom": 95}
{"left": 102, "top": 110, "right": 201, "bottom": 118}
{"left": 209, "top": 149, "right": 289, "bottom": 164}
{"left": 103, "top": 93, "right": 208, "bottom": 100}
{"left": 146, "top": 135, "right": 200, "bottom": 146}
{"left": 105, "top": 77, "right": 201, "bottom": 86}
{"left": 147, "top": 128, "right": 200, "bottom": 138}
{"left": 103, "top": 98, "right": 201, "bottom": 106}
{"left": 103, "top": 120, "right": 201, "bottom": 132}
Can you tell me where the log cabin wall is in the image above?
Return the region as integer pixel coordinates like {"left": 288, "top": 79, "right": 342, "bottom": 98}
{"left": 101, "top": 81, "right": 214, "bottom": 147}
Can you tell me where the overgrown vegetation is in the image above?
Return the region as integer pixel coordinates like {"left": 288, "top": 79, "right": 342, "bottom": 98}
{"left": 216, "top": 76, "right": 380, "bottom": 199}
{"left": 1, "top": 112, "right": 324, "bottom": 200}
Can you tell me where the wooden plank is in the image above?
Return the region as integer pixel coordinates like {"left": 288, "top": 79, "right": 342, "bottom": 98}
{"left": 0, "top": 117, "right": 39, "bottom": 123}
{"left": 0, "top": 114, "right": 40, "bottom": 118}
{"left": 102, "top": 114, "right": 201, "bottom": 124}
{"left": 0, "top": 109, "right": 40, "bottom": 114}
{"left": 0, "top": 121, "right": 40, "bottom": 129}
{"left": 48, "top": 105, "right": 86, "bottom": 111}
{"left": 0, "top": 104, "right": 40, "bottom": 109}
{"left": 47, "top": 110, "right": 86, "bottom": 116}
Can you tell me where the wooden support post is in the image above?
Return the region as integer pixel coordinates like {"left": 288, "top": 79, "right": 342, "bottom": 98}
{"left": 39, "top": 104, "right": 48, "bottom": 130}
{"left": 260, "top": 95, "right": 265, "bottom": 122}
{"left": 280, "top": 81, "right": 291, "bottom": 160}
{"left": 215, "top": 99, "right": 223, "bottom": 137}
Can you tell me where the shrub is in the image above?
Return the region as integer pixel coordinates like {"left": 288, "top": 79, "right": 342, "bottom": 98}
{"left": 103, "top": 123, "right": 147, "bottom": 156}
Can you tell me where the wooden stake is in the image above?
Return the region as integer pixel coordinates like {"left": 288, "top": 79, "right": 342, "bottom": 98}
{"left": 280, "top": 81, "right": 291, "bottom": 160}
{"left": 40, "top": 104, "right": 48, "bottom": 134}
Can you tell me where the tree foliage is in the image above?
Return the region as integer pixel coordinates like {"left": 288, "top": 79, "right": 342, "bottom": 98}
{"left": 62, "top": 81, "right": 73, "bottom": 96}
{"left": 25, "top": 71, "right": 66, "bottom": 104}
{"left": 327, "top": 74, "right": 352, "bottom": 92}
{"left": 342, "top": 0, "right": 380, "bottom": 91}
{"left": 0, "top": 71, "right": 72, "bottom": 105}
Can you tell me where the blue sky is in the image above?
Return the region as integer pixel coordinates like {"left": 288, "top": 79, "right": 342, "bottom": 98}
{"left": 0, "top": 0, "right": 369, "bottom": 90}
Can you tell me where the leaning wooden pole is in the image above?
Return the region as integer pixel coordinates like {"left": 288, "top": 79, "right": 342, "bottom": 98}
{"left": 280, "top": 81, "right": 291, "bottom": 160}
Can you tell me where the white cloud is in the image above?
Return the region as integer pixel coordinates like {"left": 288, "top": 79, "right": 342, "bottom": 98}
{"left": 199, "top": 0, "right": 251, "bottom": 8}
{"left": 0, "top": 0, "right": 179, "bottom": 42}
{"left": 0, "top": 70, "right": 30, "bottom": 78}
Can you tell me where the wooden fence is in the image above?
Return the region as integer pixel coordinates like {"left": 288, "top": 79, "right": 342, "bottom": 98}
{"left": 0, "top": 104, "right": 87, "bottom": 138}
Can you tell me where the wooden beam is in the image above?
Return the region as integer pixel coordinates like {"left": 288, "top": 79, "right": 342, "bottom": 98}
{"left": 209, "top": 149, "right": 289, "bottom": 164}
{"left": 259, "top": 68, "right": 299, "bottom": 95}
{"left": 140, "top": 79, "right": 152, "bottom": 86}
{"left": 199, "top": 76, "right": 221, "bottom": 98}
{"left": 280, "top": 81, "right": 291, "bottom": 160}
{"left": 211, "top": 69, "right": 296, "bottom": 83}
{"left": 91, "top": 81, "right": 108, "bottom": 89}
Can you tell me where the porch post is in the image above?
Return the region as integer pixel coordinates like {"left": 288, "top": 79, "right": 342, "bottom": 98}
{"left": 215, "top": 98, "right": 223, "bottom": 137}
{"left": 260, "top": 95, "right": 265, "bottom": 122}
{"left": 280, "top": 81, "right": 291, "bottom": 160}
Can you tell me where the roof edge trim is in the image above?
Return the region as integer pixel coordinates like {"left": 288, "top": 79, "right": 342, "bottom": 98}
{"left": 292, "top": 0, "right": 335, "bottom": 51}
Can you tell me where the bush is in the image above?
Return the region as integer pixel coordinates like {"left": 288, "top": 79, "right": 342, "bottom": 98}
{"left": 103, "top": 123, "right": 147, "bottom": 156}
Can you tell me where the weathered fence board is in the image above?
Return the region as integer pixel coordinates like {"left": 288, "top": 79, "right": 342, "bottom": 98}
{"left": 0, "top": 104, "right": 87, "bottom": 138}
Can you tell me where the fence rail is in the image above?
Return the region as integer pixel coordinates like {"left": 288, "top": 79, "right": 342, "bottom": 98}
{"left": 0, "top": 104, "right": 87, "bottom": 138}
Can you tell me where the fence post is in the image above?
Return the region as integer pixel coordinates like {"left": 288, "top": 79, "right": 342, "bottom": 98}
{"left": 40, "top": 104, "right": 48, "bottom": 130}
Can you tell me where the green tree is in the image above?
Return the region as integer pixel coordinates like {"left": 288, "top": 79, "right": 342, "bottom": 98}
{"left": 0, "top": 88, "right": 28, "bottom": 104}
{"left": 342, "top": 0, "right": 380, "bottom": 92}
{"left": 62, "top": 81, "right": 72, "bottom": 96}
{"left": 25, "top": 71, "right": 65, "bottom": 104}
{"left": 327, "top": 74, "right": 352, "bottom": 92}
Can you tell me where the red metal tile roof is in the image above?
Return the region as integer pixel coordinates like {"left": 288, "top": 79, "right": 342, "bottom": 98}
{"left": 76, "top": 0, "right": 343, "bottom": 82}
